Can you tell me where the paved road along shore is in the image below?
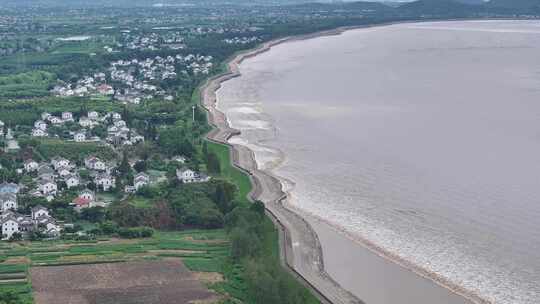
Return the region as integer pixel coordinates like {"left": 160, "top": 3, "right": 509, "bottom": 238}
{"left": 201, "top": 30, "right": 364, "bottom": 304}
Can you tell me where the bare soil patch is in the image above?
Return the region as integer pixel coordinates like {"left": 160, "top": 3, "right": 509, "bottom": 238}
{"left": 192, "top": 272, "right": 224, "bottom": 284}
{"left": 97, "top": 238, "right": 140, "bottom": 245}
{"left": 0, "top": 278, "right": 27, "bottom": 283}
{"left": 2, "top": 256, "right": 30, "bottom": 264}
{"left": 149, "top": 249, "right": 201, "bottom": 254}
{"left": 30, "top": 260, "right": 217, "bottom": 304}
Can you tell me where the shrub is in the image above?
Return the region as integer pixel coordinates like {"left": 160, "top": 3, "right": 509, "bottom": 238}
{"left": 117, "top": 227, "right": 154, "bottom": 239}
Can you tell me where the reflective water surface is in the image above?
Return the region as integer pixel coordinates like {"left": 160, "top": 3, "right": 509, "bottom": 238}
{"left": 217, "top": 21, "right": 540, "bottom": 304}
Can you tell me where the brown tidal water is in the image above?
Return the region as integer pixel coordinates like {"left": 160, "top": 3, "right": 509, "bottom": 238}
{"left": 216, "top": 21, "right": 540, "bottom": 304}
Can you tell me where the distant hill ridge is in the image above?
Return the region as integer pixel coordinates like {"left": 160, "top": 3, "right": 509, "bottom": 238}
{"left": 399, "top": 0, "right": 540, "bottom": 11}
{"left": 3, "top": 0, "right": 540, "bottom": 13}
{"left": 399, "top": 0, "right": 482, "bottom": 14}
{"left": 488, "top": 0, "right": 540, "bottom": 8}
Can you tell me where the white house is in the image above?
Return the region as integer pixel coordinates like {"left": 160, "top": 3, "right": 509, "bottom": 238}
{"left": 1, "top": 206, "right": 61, "bottom": 239}
{"left": 134, "top": 172, "right": 150, "bottom": 190}
{"left": 65, "top": 174, "right": 80, "bottom": 189}
{"left": 88, "top": 111, "right": 99, "bottom": 120}
{"left": 85, "top": 156, "right": 106, "bottom": 171}
{"left": 79, "top": 189, "right": 95, "bottom": 201}
{"left": 111, "top": 112, "right": 122, "bottom": 120}
{"left": 34, "top": 120, "right": 47, "bottom": 131}
{"left": 42, "top": 218, "right": 61, "bottom": 237}
{"left": 107, "top": 126, "right": 119, "bottom": 136}
{"left": 114, "top": 120, "right": 127, "bottom": 128}
{"left": 32, "top": 128, "right": 48, "bottom": 137}
{"left": 51, "top": 157, "right": 70, "bottom": 170}
{"left": 31, "top": 205, "right": 50, "bottom": 220}
{"left": 95, "top": 173, "right": 115, "bottom": 191}
{"left": 74, "top": 132, "right": 86, "bottom": 142}
{"left": 24, "top": 159, "right": 39, "bottom": 172}
{"left": 124, "top": 185, "right": 136, "bottom": 194}
{"left": 132, "top": 135, "right": 144, "bottom": 144}
{"left": 176, "top": 168, "right": 196, "bottom": 183}
{"left": 1, "top": 216, "right": 20, "bottom": 239}
{"left": 176, "top": 168, "right": 210, "bottom": 183}
{"left": 62, "top": 112, "right": 74, "bottom": 121}
{"left": 37, "top": 164, "right": 55, "bottom": 181}
{"left": 48, "top": 116, "right": 63, "bottom": 125}
{"left": 38, "top": 179, "right": 57, "bottom": 195}
{"left": 79, "top": 117, "right": 93, "bottom": 128}
{"left": 74, "top": 86, "right": 88, "bottom": 96}
{"left": 56, "top": 166, "right": 71, "bottom": 178}
{"left": 0, "top": 193, "right": 17, "bottom": 212}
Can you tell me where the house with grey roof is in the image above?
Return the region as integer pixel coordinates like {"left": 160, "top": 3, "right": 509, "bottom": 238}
{"left": 0, "top": 193, "right": 17, "bottom": 212}
{"left": 1, "top": 215, "right": 20, "bottom": 239}
{"left": 0, "top": 183, "right": 20, "bottom": 194}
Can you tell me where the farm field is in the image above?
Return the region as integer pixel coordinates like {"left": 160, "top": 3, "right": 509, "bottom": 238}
{"left": 0, "top": 230, "right": 233, "bottom": 304}
{"left": 31, "top": 259, "right": 217, "bottom": 304}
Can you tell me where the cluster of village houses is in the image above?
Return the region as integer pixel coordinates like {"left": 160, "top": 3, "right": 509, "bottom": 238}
{"left": 223, "top": 36, "right": 260, "bottom": 45}
{"left": 30, "top": 111, "right": 144, "bottom": 147}
{"left": 188, "top": 25, "right": 262, "bottom": 35}
{"left": 23, "top": 155, "right": 119, "bottom": 201}
{"left": 0, "top": 182, "right": 61, "bottom": 240}
{"left": 52, "top": 53, "right": 213, "bottom": 104}
{"left": 0, "top": 106, "right": 211, "bottom": 241}
{"left": 120, "top": 31, "right": 186, "bottom": 51}
{"left": 0, "top": 156, "right": 150, "bottom": 240}
{"left": 0, "top": 165, "right": 210, "bottom": 240}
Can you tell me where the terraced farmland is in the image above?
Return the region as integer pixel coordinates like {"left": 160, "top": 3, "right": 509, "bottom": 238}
{"left": 0, "top": 230, "right": 232, "bottom": 304}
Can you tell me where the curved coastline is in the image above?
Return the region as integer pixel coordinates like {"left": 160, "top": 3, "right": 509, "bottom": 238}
{"left": 201, "top": 25, "right": 367, "bottom": 304}
{"left": 200, "top": 22, "right": 493, "bottom": 304}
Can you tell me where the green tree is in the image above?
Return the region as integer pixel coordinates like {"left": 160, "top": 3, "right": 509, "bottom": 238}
{"left": 133, "top": 160, "right": 147, "bottom": 173}
{"left": 202, "top": 141, "right": 208, "bottom": 158}
{"left": 99, "top": 221, "right": 119, "bottom": 234}
{"left": 8, "top": 232, "right": 22, "bottom": 242}
{"left": 117, "top": 150, "right": 131, "bottom": 177}
{"left": 213, "top": 182, "right": 236, "bottom": 213}
{"left": 0, "top": 290, "right": 23, "bottom": 304}
{"left": 199, "top": 208, "right": 224, "bottom": 228}
{"left": 81, "top": 206, "right": 106, "bottom": 223}
{"left": 250, "top": 200, "right": 266, "bottom": 216}
{"left": 206, "top": 152, "right": 221, "bottom": 174}
{"left": 230, "top": 228, "right": 261, "bottom": 261}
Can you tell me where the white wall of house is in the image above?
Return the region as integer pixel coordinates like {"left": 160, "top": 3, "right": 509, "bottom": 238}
{"left": 1, "top": 200, "right": 17, "bottom": 212}
{"left": 74, "top": 133, "right": 86, "bottom": 142}
{"left": 80, "top": 192, "right": 94, "bottom": 201}
{"left": 66, "top": 178, "right": 79, "bottom": 189}
{"left": 25, "top": 162, "right": 38, "bottom": 172}
{"left": 32, "top": 209, "right": 49, "bottom": 220}
{"left": 2, "top": 220, "right": 19, "bottom": 239}
{"left": 40, "top": 182, "right": 57, "bottom": 194}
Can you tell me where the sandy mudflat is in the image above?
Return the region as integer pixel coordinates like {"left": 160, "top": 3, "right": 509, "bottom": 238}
{"left": 307, "top": 216, "right": 471, "bottom": 304}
